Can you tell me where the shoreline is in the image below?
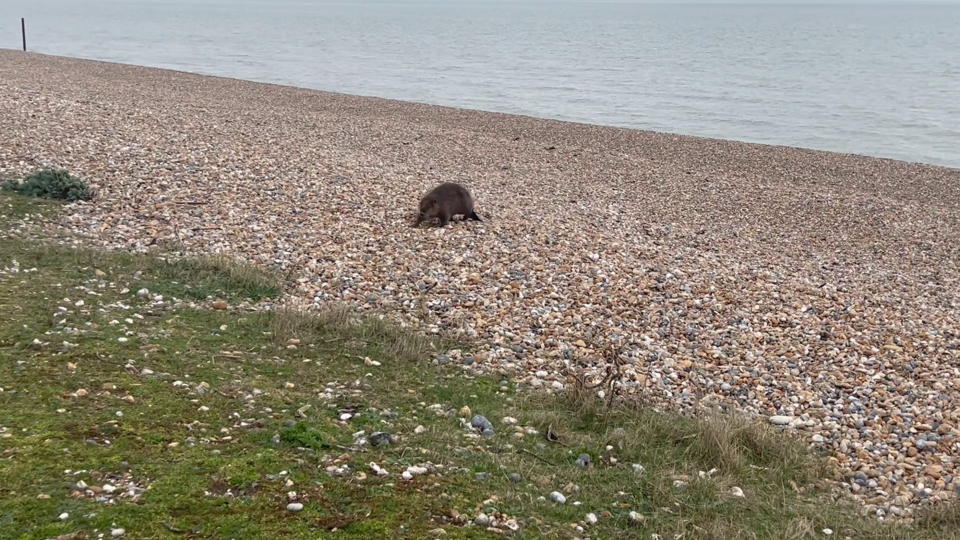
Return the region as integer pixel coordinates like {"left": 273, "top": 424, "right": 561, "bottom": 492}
{"left": 2, "top": 50, "right": 960, "bottom": 515}
{"left": 5, "top": 49, "right": 958, "bottom": 171}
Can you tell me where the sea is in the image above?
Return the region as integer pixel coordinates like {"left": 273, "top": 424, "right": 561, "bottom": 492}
{"left": 4, "top": 0, "right": 959, "bottom": 168}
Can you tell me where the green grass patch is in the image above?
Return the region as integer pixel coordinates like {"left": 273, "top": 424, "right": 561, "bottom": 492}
{"left": 0, "top": 191, "right": 954, "bottom": 539}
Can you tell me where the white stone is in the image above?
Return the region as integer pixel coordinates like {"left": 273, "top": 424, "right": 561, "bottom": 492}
{"left": 286, "top": 502, "right": 304, "bottom": 512}
{"left": 769, "top": 415, "right": 793, "bottom": 425}
{"left": 549, "top": 491, "right": 566, "bottom": 504}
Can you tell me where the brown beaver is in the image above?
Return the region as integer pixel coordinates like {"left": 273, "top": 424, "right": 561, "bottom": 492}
{"left": 412, "top": 182, "right": 482, "bottom": 227}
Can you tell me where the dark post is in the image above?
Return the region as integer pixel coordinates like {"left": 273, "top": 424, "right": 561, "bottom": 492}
{"left": 21, "top": 18, "right": 26, "bottom": 51}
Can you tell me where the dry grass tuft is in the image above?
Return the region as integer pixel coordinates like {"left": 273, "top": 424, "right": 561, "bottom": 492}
{"left": 270, "top": 305, "right": 441, "bottom": 363}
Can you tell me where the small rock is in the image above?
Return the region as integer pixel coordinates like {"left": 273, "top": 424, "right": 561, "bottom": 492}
{"left": 508, "top": 472, "right": 522, "bottom": 483}
{"left": 628, "top": 511, "right": 645, "bottom": 524}
{"left": 769, "top": 415, "right": 793, "bottom": 426}
{"left": 585, "top": 512, "right": 598, "bottom": 525}
{"left": 474, "top": 512, "right": 492, "bottom": 527}
{"left": 414, "top": 425, "right": 426, "bottom": 434}
{"left": 110, "top": 528, "right": 126, "bottom": 537}
{"left": 471, "top": 415, "right": 493, "bottom": 432}
{"left": 58, "top": 512, "right": 69, "bottom": 520}
{"left": 459, "top": 406, "right": 471, "bottom": 417}
{"left": 368, "top": 432, "right": 394, "bottom": 448}
{"left": 136, "top": 288, "right": 150, "bottom": 298}
{"left": 549, "top": 491, "right": 566, "bottom": 504}
{"left": 822, "top": 528, "right": 833, "bottom": 536}
{"left": 211, "top": 300, "right": 228, "bottom": 310}
{"left": 286, "top": 502, "right": 304, "bottom": 512}
{"left": 731, "top": 486, "right": 745, "bottom": 497}
{"left": 575, "top": 453, "right": 592, "bottom": 468}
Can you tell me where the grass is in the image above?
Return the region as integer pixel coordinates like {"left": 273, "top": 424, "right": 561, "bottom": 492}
{"left": 0, "top": 191, "right": 956, "bottom": 539}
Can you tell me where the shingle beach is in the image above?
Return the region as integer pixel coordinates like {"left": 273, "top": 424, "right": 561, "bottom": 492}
{"left": 2, "top": 51, "right": 959, "bottom": 517}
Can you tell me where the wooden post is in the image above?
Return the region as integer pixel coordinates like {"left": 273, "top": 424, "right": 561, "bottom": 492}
{"left": 21, "top": 18, "right": 26, "bottom": 51}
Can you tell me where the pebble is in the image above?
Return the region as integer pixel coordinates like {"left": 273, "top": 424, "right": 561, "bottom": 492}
{"left": 286, "top": 502, "right": 304, "bottom": 512}
{"left": 585, "top": 512, "right": 598, "bottom": 525}
{"left": 628, "top": 511, "right": 645, "bottom": 524}
{"left": 135, "top": 288, "right": 150, "bottom": 298}
{"left": 470, "top": 415, "right": 495, "bottom": 436}
{"left": 575, "top": 453, "right": 592, "bottom": 468}
{"left": 474, "top": 513, "right": 492, "bottom": 527}
{"left": 58, "top": 512, "right": 69, "bottom": 520}
{"left": 769, "top": 415, "right": 793, "bottom": 426}
{"left": 111, "top": 528, "right": 126, "bottom": 537}
{"left": 549, "top": 491, "right": 566, "bottom": 504}
{"left": 368, "top": 432, "right": 393, "bottom": 447}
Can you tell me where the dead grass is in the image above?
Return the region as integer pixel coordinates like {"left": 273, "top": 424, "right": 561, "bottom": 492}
{"left": 269, "top": 304, "right": 442, "bottom": 362}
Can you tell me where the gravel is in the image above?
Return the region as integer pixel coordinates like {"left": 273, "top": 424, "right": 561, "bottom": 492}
{"left": 2, "top": 51, "right": 959, "bottom": 514}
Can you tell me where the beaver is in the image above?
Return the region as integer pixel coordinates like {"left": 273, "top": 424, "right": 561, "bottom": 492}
{"left": 412, "top": 182, "right": 482, "bottom": 227}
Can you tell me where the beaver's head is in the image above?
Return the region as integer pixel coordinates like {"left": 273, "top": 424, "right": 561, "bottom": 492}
{"left": 412, "top": 197, "right": 439, "bottom": 227}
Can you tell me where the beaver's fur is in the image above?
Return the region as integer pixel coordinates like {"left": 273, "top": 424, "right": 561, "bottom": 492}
{"left": 412, "top": 182, "right": 482, "bottom": 227}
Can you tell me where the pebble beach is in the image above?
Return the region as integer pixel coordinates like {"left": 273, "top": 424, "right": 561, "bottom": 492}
{"left": 2, "top": 51, "right": 959, "bottom": 517}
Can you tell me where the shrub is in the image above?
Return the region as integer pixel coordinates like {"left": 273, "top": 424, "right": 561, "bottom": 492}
{"left": 1, "top": 168, "right": 93, "bottom": 202}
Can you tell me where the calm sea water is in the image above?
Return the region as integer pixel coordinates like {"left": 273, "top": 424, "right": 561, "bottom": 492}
{"left": 4, "top": 1, "right": 959, "bottom": 168}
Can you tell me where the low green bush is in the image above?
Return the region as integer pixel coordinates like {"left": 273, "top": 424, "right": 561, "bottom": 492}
{"left": 1, "top": 168, "right": 93, "bottom": 202}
